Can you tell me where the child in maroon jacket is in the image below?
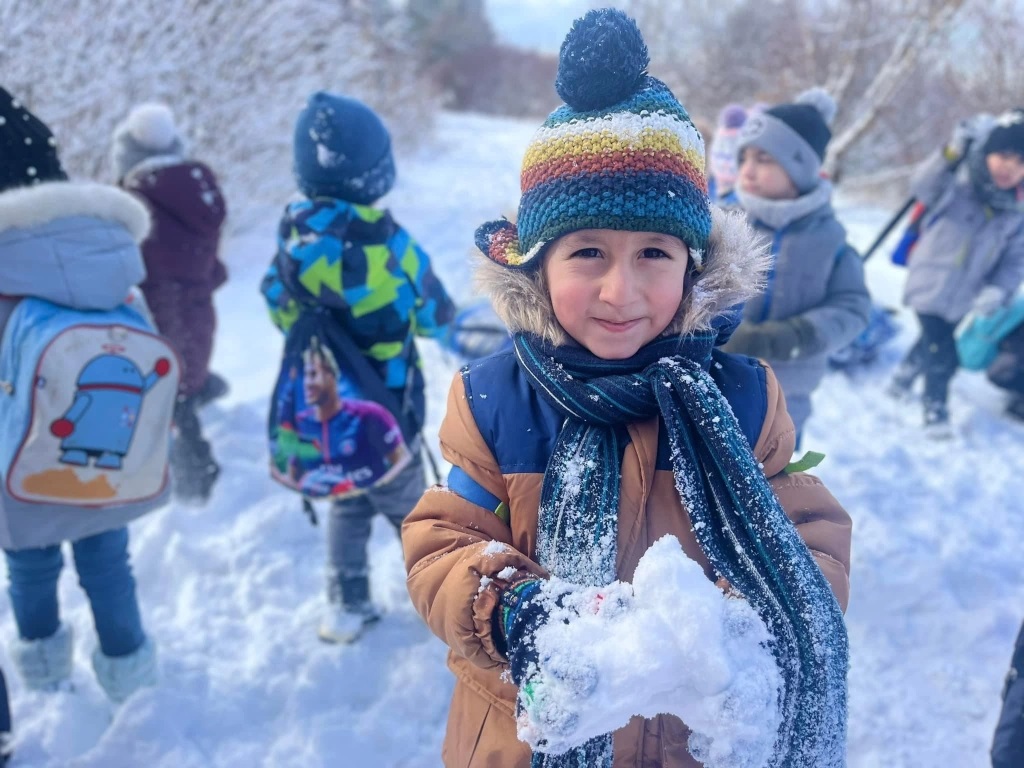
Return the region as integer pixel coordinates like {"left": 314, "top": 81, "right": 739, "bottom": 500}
{"left": 111, "top": 103, "right": 228, "bottom": 502}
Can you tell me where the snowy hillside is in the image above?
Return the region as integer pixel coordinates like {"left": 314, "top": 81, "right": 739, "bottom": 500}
{"left": 4, "top": 111, "right": 1023, "bottom": 767}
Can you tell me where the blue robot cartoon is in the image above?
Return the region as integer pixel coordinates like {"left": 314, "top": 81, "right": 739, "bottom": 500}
{"left": 49, "top": 354, "right": 172, "bottom": 470}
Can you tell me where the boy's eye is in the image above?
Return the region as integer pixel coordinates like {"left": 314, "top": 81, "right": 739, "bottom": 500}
{"left": 571, "top": 247, "right": 602, "bottom": 259}
{"left": 641, "top": 248, "right": 670, "bottom": 259}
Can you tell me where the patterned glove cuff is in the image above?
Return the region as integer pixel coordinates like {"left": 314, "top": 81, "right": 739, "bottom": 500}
{"left": 500, "top": 578, "right": 543, "bottom": 643}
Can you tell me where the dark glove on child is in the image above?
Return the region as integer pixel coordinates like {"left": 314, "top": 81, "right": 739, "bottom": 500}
{"left": 496, "top": 578, "right": 547, "bottom": 687}
{"left": 724, "top": 317, "right": 822, "bottom": 361}
{"left": 495, "top": 578, "right": 599, "bottom": 750}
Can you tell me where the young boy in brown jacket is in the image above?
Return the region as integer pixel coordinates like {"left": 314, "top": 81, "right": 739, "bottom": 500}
{"left": 402, "top": 10, "right": 852, "bottom": 768}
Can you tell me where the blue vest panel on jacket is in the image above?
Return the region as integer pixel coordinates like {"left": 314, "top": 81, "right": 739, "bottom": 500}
{"left": 462, "top": 347, "right": 768, "bottom": 475}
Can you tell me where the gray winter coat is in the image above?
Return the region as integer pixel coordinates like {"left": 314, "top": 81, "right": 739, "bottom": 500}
{"left": 903, "top": 145, "right": 1024, "bottom": 323}
{"left": 0, "top": 181, "right": 161, "bottom": 550}
{"left": 730, "top": 183, "right": 871, "bottom": 431}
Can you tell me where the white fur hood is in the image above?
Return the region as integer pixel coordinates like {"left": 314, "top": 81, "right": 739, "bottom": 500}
{"left": 0, "top": 181, "right": 150, "bottom": 310}
{"left": 475, "top": 206, "right": 771, "bottom": 346}
{"left": 0, "top": 180, "right": 150, "bottom": 242}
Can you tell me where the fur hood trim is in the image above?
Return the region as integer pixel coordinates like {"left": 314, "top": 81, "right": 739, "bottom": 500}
{"left": 0, "top": 181, "right": 150, "bottom": 243}
{"left": 475, "top": 206, "right": 770, "bottom": 346}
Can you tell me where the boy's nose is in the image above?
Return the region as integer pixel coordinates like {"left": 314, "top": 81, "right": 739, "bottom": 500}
{"left": 599, "top": 263, "right": 639, "bottom": 306}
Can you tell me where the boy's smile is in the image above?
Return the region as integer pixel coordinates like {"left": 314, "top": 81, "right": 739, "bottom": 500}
{"left": 543, "top": 229, "right": 690, "bottom": 359}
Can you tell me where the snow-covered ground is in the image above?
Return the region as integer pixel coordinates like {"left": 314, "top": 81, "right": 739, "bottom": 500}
{"left": 4, "top": 111, "right": 1022, "bottom": 767}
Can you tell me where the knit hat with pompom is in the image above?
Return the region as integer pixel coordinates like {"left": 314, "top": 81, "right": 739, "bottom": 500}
{"left": 736, "top": 87, "right": 836, "bottom": 194}
{"left": 110, "top": 102, "right": 186, "bottom": 180}
{"left": 474, "top": 8, "right": 711, "bottom": 270}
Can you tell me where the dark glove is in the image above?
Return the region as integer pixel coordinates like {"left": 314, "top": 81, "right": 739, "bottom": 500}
{"left": 497, "top": 578, "right": 547, "bottom": 687}
{"left": 722, "top": 317, "right": 822, "bottom": 361}
{"left": 496, "top": 578, "right": 599, "bottom": 752}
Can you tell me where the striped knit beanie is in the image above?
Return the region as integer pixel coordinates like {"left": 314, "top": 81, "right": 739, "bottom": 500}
{"left": 475, "top": 8, "right": 711, "bottom": 271}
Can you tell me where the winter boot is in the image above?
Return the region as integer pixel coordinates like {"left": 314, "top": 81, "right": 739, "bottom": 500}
{"left": 923, "top": 400, "right": 953, "bottom": 439}
{"left": 318, "top": 601, "right": 381, "bottom": 644}
{"left": 91, "top": 636, "right": 157, "bottom": 704}
{"left": 319, "top": 575, "right": 381, "bottom": 643}
{"left": 10, "top": 623, "right": 73, "bottom": 691}
{"left": 170, "top": 438, "right": 220, "bottom": 503}
{"left": 887, "top": 358, "right": 921, "bottom": 400}
{"left": 194, "top": 372, "right": 229, "bottom": 409}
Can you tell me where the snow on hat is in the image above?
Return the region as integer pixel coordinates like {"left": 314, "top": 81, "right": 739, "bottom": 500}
{"left": 737, "top": 87, "right": 836, "bottom": 194}
{"left": 292, "top": 91, "right": 396, "bottom": 205}
{"left": 0, "top": 86, "right": 67, "bottom": 193}
{"left": 983, "top": 109, "right": 1024, "bottom": 158}
{"left": 111, "top": 102, "right": 186, "bottom": 180}
{"left": 474, "top": 8, "right": 711, "bottom": 271}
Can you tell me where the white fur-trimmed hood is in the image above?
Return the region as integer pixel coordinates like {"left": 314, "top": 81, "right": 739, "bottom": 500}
{"left": 475, "top": 206, "right": 771, "bottom": 346}
{"left": 0, "top": 180, "right": 150, "bottom": 243}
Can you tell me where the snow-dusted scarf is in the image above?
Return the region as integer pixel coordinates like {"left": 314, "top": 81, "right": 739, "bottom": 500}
{"left": 736, "top": 181, "right": 834, "bottom": 231}
{"left": 514, "top": 331, "right": 848, "bottom": 768}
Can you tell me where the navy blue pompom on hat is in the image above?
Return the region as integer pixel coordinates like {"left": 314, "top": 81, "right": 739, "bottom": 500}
{"left": 292, "top": 91, "right": 396, "bottom": 205}
{"left": 0, "top": 85, "right": 67, "bottom": 194}
{"left": 475, "top": 8, "right": 710, "bottom": 271}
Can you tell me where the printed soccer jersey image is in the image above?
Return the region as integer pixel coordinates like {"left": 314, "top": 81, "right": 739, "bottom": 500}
{"left": 270, "top": 334, "right": 410, "bottom": 499}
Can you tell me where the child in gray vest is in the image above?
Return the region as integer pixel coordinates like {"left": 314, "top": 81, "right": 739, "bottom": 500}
{"left": 722, "top": 89, "right": 871, "bottom": 440}
{"left": 889, "top": 109, "right": 1024, "bottom": 434}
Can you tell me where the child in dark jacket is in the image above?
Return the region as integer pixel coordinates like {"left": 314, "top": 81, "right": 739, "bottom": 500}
{"left": 889, "top": 110, "right": 1024, "bottom": 433}
{"left": 111, "top": 103, "right": 228, "bottom": 501}
{"left": 0, "top": 86, "right": 159, "bottom": 704}
{"left": 721, "top": 89, "right": 871, "bottom": 439}
{"left": 402, "top": 11, "right": 851, "bottom": 767}
{"left": 992, "top": 618, "right": 1024, "bottom": 768}
{"left": 262, "top": 92, "right": 455, "bottom": 643}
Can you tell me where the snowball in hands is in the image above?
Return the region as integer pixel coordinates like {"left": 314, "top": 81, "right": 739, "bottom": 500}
{"left": 517, "top": 535, "right": 782, "bottom": 768}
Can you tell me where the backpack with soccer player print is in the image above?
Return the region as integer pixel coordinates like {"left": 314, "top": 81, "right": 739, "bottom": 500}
{"left": 267, "top": 307, "right": 414, "bottom": 501}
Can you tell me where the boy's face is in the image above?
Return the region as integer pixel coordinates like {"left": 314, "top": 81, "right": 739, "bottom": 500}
{"left": 544, "top": 229, "right": 689, "bottom": 360}
{"left": 738, "top": 147, "right": 799, "bottom": 200}
{"left": 303, "top": 355, "right": 338, "bottom": 407}
{"left": 986, "top": 151, "right": 1024, "bottom": 190}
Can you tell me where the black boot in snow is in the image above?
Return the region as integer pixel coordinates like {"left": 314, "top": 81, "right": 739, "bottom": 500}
{"left": 922, "top": 400, "right": 954, "bottom": 439}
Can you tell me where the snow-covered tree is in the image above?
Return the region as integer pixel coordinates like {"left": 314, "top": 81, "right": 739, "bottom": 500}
{"left": 0, "top": 0, "right": 437, "bottom": 223}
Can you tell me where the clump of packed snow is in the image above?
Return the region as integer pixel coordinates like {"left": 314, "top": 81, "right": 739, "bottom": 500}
{"left": 522, "top": 536, "right": 780, "bottom": 768}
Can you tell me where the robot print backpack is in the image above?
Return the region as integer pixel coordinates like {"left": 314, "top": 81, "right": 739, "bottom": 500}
{"left": 0, "top": 296, "right": 180, "bottom": 513}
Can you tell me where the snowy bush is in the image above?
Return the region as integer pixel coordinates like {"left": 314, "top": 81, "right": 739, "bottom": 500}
{"left": 0, "top": 0, "right": 438, "bottom": 228}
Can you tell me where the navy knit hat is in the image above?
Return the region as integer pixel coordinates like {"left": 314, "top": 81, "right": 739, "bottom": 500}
{"left": 983, "top": 109, "right": 1024, "bottom": 157}
{"left": 736, "top": 87, "right": 836, "bottom": 194}
{"left": 0, "top": 86, "right": 67, "bottom": 193}
{"left": 474, "top": 8, "right": 711, "bottom": 271}
{"left": 292, "top": 91, "right": 396, "bottom": 205}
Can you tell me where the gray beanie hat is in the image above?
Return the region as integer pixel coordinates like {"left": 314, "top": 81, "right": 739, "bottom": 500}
{"left": 736, "top": 87, "right": 837, "bottom": 194}
{"left": 111, "top": 102, "right": 186, "bottom": 180}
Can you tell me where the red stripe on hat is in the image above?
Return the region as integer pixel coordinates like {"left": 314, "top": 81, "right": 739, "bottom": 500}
{"left": 521, "top": 149, "right": 705, "bottom": 195}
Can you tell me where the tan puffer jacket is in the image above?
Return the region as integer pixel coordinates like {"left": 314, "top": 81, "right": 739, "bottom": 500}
{"left": 402, "top": 209, "right": 853, "bottom": 767}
